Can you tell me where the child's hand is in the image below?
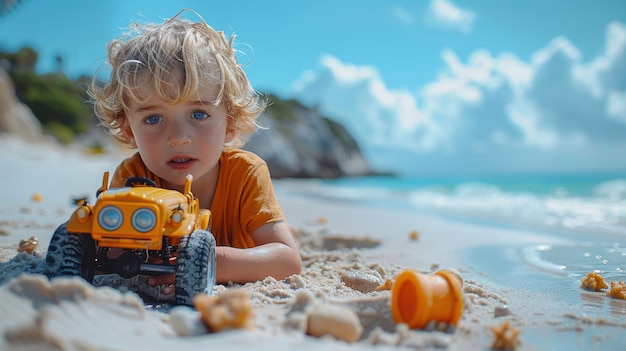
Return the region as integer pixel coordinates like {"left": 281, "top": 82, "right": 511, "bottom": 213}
{"left": 147, "top": 275, "right": 175, "bottom": 295}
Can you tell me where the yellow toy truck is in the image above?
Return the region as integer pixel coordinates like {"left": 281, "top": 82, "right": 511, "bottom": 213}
{"left": 45, "top": 172, "right": 216, "bottom": 305}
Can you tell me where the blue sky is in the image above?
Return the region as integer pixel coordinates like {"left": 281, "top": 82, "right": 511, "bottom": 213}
{"left": 1, "top": 0, "right": 626, "bottom": 176}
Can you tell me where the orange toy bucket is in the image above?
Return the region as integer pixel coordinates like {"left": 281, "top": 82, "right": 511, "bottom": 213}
{"left": 391, "top": 269, "right": 464, "bottom": 329}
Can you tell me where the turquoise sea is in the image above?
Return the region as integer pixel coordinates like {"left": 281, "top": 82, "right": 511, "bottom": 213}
{"left": 280, "top": 173, "right": 626, "bottom": 236}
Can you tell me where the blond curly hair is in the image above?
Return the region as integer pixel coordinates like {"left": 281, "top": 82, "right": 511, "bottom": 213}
{"left": 89, "top": 9, "right": 266, "bottom": 149}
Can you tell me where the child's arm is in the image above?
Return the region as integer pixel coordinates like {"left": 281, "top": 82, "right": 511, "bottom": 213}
{"left": 148, "top": 221, "right": 301, "bottom": 291}
{"left": 215, "top": 221, "right": 301, "bottom": 283}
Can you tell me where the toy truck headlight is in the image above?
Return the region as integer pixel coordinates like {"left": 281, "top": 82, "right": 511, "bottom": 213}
{"left": 132, "top": 208, "right": 156, "bottom": 232}
{"left": 76, "top": 205, "right": 92, "bottom": 223}
{"left": 98, "top": 206, "right": 123, "bottom": 231}
{"left": 171, "top": 207, "right": 184, "bottom": 225}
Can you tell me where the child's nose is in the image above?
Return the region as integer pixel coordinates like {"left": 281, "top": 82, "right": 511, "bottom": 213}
{"left": 167, "top": 123, "right": 192, "bottom": 147}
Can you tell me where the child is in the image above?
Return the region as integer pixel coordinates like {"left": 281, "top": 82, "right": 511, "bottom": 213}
{"left": 86, "top": 10, "right": 300, "bottom": 294}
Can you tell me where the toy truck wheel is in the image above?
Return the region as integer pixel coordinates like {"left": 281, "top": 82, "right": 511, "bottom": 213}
{"left": 125, "top": 176, "right": 157, "bottom": 187}
{"left": 175, "top": 230, "right": 216, "bottom": 305}
{"left": 45, "top": 222, "right": 97, "bottom": 282}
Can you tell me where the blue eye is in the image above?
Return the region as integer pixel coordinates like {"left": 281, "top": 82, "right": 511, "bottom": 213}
{"left": 145, "top": 115, "right": 162, "bottom": 124}
{"left": 191, "top": 111, "right": 208, "bottom": 120}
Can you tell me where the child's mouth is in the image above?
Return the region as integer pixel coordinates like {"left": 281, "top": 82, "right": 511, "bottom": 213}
{"left": 171, "top": 158, "right": 191, "bottom": 163}
{"left": 168, "top": 157, "right": 195, "bottom": 170}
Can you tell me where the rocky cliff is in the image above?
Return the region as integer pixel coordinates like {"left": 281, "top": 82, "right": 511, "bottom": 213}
{"left": 244, "top": 96, "right": 372, "bottom": 178}
{"left": 0, "top": 67, "right": 44, "bottom": 141}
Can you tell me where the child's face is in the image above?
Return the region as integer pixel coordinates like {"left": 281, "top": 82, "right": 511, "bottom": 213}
{"left": 123, "top": 83, "right": 234, "bottom": 189}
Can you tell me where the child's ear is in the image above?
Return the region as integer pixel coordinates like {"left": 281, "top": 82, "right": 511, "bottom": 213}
{"left": 121, "top": 123, "right": 137, "bottom": 148}
{"left": 224, "top": 126, "right": 236, "bottom": 144}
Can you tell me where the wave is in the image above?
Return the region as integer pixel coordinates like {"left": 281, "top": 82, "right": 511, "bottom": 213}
{"left": 407, "top": 180, "right": 626, "bottom": 236}
{"left": 276, "top": 176, "right": 626, "bottom": 237}
{"left": 521, "top": 242, "right": 625, "bottom": 281}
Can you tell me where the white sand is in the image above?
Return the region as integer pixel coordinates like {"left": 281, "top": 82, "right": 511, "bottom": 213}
{"left": 1, "top": 135, "right": 625, "bottom": 350}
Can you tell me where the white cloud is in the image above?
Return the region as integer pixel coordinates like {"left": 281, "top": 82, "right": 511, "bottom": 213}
{"left": 292, "top": 22, "right": 626, "bottom": 175}
{"left": 293, "top": 55, "right": 437, "bottom": 154}
{"left": 391, "top": 6, "right": 415, "bottom": 25}
{"left": 607, "top": 90, "right": 626, "bottom": 122}
{"left": 424, "top": 0, "right": 475, "bottom": 33}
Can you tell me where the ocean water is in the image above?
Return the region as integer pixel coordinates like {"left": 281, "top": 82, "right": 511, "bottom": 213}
{"left": 276, "top": 173, "right": 626, "bottom": 284}
{"left": 278, "top": 173, "right": 626, "bottom": 238}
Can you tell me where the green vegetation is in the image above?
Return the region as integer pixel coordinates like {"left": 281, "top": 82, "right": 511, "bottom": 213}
{"left": 323, "top": 117, "right": 361, "bottom": 152}
{"left": 265, "top": 94, "right": 301, "bottom": 123}
{"left": 263, "top": 94, "right": 303, "bottom": 139}
{"left": 1, "top": 47, "right": 93, "bottom": 144}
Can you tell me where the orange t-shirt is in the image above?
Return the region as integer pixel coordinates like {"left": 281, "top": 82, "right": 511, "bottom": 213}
{"left": 110, "top": 149, "right": 285, "bottom": 248}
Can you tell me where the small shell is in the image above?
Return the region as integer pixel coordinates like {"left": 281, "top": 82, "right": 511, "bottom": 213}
{"left": 375, "top": 278, "right": 394, "bottom": 292}
{"left": 307, "top": 303, "right": 362, "bottom": 342}
{"left": 494, "top": 305, "right": 511, "bottom": 318}
{"left": 490, "top": 320, "right": 522, "bottom": 350}
{"left": 17, "top": 236, "right": 38, "bottom": 254}
{"left": 169, "top": 306, "right": 209, "bottom": 336}
{"left": 607, "top": 281, "right": 626, "bottom": 300}
{"left": 193, "top": 289, "right": 253, "bottom": 332}
{"left": 580, "top": 272, "right": 608, "bottom": 292}
{"left": 340, "top": 269, "right": 383, "bottom": 293}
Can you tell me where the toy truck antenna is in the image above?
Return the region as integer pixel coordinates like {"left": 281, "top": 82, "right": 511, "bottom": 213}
{"left": 98, "top": 172, "right": 110, "bottom": 194}
{"left": 184, "top": 174, "right": 193, "bottom": 196}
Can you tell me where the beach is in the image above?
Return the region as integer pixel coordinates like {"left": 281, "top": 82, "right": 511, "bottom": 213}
{"left": 1, "top": 135, "right": 625, "bottom": 350}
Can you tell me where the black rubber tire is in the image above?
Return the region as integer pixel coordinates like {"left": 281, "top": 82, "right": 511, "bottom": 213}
{"left": 45, "top": 222, "right": 96, "bottom": 282}
{"left": 174, "top": 230, "right": 216, "bottom": 305}
{"left": 125, "top": 176, "right": 158, "bottom": 187}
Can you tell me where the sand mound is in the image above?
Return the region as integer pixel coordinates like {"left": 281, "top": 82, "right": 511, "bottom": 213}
{"left": 0, "top": 274, "right": 174, "bottom": 351}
